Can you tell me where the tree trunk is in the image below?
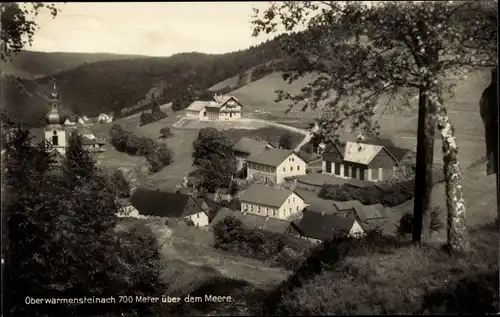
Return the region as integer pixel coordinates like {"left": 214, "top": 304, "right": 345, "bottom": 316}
{"left": 412, "top": 88, "right": 436, "bottom": 244}
{"left": 429, "top": 90, "right": 470, "bottom": 252}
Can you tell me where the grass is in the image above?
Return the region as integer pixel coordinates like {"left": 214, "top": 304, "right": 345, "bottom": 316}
{"left": 223, "top": 126, "right": 304, "bottom": 149}
{"left": 264, "top": 223, "right": 498, "bottom": 315}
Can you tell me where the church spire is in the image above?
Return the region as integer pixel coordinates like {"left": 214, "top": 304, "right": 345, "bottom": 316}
{"left": 45, "top": 79, "right": 66, "bottom": 125}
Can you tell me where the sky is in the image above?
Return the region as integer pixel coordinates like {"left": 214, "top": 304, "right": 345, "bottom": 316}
{"left": 28, "top": 2, "right": 280, "bottom": 57}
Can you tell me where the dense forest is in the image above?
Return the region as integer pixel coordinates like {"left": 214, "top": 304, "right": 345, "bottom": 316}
{"left": 2, "top": 36, "right": 288, "bottom": 127}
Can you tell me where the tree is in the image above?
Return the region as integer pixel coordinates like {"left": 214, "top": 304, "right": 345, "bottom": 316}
{"left": 252, "top": 1, "right": 497, "bottom": 252}
{"left": 279, "top": 132, "right": 293, "bottom": 150}
{"left": 111, "top": 169, "right": 131, "bottom": 198}
{"left": 63, "top": 130, "right": 96, "bottom": 185}
{"left": 159, "top": 126, "right": 173, "bottom": 138}
{"left": 172, "top": 85, "right": 198, "bottom": 111}
{"left": 1, "top": 2, "right": 60, "bottom": 61}
{"left": 192, "top": 128, "right": 236, "bottom": 192}
{"left": 3, "top": 127, "right": 167, "bottom": 316}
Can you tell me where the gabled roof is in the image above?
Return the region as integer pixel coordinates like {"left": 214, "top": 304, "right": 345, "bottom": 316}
{"left": 213, "top": 95, "right": 242, "bottom": 107}
{"left": 232, "top": 137, "right": 270, "bottom": 157}
{"left": 130, "top": 188, "right": 206, "bottom": 218}
{"left": 210, "top": 208, "right": 291, "bottom": 235}
{"left": 351, "top": 204, "right": 386, "bottom": 222}
{"left": 343, "top": 141, "right": 385, "bottom": 165}
{"left": 364, "top": 138, "right": 413, "bottom": 162}
{"left": 292, "top": 210, "right": 358, "bottom": 240}
{"left": 246, "top": 147, "right": 302, "bottom": 167}
{"left": 238, "top": 183, "right": 296, "bottom": 208}
{"left": 333, "top": 200, "right": 363, "bottom": 211}
{"left": 186, "top": 101, "right": 209, "bottom": 112}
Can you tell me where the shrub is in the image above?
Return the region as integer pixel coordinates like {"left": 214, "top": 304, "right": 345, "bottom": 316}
{"left": 110, "top": 124, "right": 173, "bottom": 173}
{"left": 319, "top": 179, "right": 416, "bottom": 207}
{"left": 397, "top": 206, "right": 445, "bottom": 236}
{"left": 159, "top": 127, "right": 173, "bottom": 138}
{"left": 139, "top": 110, "right": 167, "bottom": 126}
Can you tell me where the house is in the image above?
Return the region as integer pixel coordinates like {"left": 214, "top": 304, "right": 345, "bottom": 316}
{"left": 82, "top": 138, "right": 106, "bottom": 153}
{"left": 246, "top": 148, "right": 307, "bottom": 185}
{"left": 232, "top": 137, "right": 274, "bottom": 171}
{"left": 98, "top": 113, "right": 113, "bottom": 123}
{"left": 322, "top": 141, "right": 401, "bottom": 182}
{"left": 210, "top": 208, "right": 292, "bottom": 235}
{"left": 288, "top": 209, "right": 365, "bottom": 243}
{"left": 238, "top": 183, "right": 307, "bottom": 220}
{"left": 129, "top": 188, "right": 210, "bottom": 227}
{"left": 116, "top": 200, "right": 145, "bottom": 219}
{"left": 366, "top": 138, "right": 416, "bottom": 175}
{"left": 185, "top": 94, "right": 243, "bottom": 121}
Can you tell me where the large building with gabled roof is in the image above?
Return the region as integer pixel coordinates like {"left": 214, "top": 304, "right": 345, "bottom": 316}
{"left": 246, "top": 147, "right": 307, "bottom": 185}
{"left": 185, "top": 94, "right": 243, "bottom": 121}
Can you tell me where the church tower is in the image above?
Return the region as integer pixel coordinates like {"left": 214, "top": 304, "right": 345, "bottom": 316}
{"left": 44, "top": 80, "right": 67, "bottom": 155}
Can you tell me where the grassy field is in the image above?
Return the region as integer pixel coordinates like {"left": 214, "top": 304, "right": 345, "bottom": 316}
{"left": 270, "top": 223, "right": 497, "bottom": 315}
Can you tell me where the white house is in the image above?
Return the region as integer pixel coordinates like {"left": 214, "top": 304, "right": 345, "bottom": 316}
{"left": 185, "top": 95, "right": 243, "bottom": 121}
{"left": 238, "top": 183, "right": 307, "bottom": 220}
{"left": 288, "top": 209, "right": 365, "bottom": 243}
{"left": 246, "top": 148, "right": 307, "bottom": 185}
{"left": 129, "top": 188, "right": 210, "bottom": 227}
{"left": 98, "top": 113, "right": 113, "bottom": 123}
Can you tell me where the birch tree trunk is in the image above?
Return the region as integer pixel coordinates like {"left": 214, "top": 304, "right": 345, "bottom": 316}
{"left": 428, "top": 90, "right": 470, "bottom": 252}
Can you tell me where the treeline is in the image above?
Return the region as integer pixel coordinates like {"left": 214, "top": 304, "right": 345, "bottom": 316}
{"left": 4, "top": 36, "right": 289, "bottom": 126}
{"left": 2, "top": 128, "right": 165, "bottom": 316}
{"left": 110, "top": 125, "right": 173, "bottom": 172}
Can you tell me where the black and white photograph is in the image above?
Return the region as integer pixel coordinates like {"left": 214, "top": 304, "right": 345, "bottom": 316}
{"left": 1, "top": 1, "right": 498, "bottom": 316}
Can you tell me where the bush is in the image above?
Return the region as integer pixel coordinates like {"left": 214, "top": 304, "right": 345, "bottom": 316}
{"left": 159, "top": 127, "right": 173, "bottom": 138}
{"left": 213, "top": 216, "right": 310, "bottom": 265}
{"left": 319, "top": 179, "right": 416, "bottom": 207}
{"left": 397, "top": 206, "right": 445, "bottom": 236}
{"left": 140, "top": 110, "right": 167, "bottom": 126}
{"left": 110, "top": 124, "right": 173, "bottom": 173}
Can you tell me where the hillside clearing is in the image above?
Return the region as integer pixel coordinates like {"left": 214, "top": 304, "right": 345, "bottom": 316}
{"left": 118, "top": 218, "right": 290, "bottom": 289}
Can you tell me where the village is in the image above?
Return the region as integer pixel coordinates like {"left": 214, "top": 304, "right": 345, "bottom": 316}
{"left": 2, "top": 1, "right": 496, "bottom": 315}
{"left": 37, "top": 81, "right": 424, "bottom": 245}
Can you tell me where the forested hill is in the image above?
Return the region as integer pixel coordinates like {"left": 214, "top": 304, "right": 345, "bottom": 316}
{"left": 1, "top": 36, "right": 287, "bottom": 127}
{"left": 2, "top": 50, "right": 147, "bottom": 79}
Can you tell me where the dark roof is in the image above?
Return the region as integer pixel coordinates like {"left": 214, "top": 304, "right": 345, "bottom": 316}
{"left": 351, "top": 204, "right": 386, "bottom": 222}
{"left": 365, "top": 138, "right": 413, "bottom": 162}
{"left": 232, "top": 137, "right": 269, "bottom": 156}
{"left": 238, "top": 184, "right": 295, "bottom": 208}
{"left": 333, "top": 200, "right": 363, "bottom": 211}
{"left": 210, "top": 208, "right": 291, "bottom": 235}
{"left": 130, "top": 188, "right": 206, "bottom": 218}
{"left": 294, "top": 189, "right": 340, "bottom": 214}
{"left": 292, "top": 210, "right": 358, "bottom": 241}
{"left": 246, "top": 147, "right": 300, "bottom": 167}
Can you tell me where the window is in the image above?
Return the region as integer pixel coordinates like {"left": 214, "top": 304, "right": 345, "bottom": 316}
{"left": 290, "top": 166, "right": 294, "bottom": 172}
{"left": 334, "top": 163, "right": 341, "bottom": 175}
{"left": 371, "top": 168, "right": 379, "bottom": 181}
{"left": 197, "top": 213, "right": 200, "bottom": 218}
{"left": 297, "top": 165, "right": 300, "bottom": 171}
{"left": 360, "top": 168, "right": 365, "bottom": 180}
{"left": 288, "top": 198, "right": 290, "bottom": 203}
{"left": 258, "top": 206, "right": 261, "bottom": 213}
{"left": 251, "top": 206, "right": 254, "bottom": 211}
{"left": 296, "top": 206, "right": 299, "bottom": 211}
{"left": 343, "top": 164, "right": 349, "bottom": 177}
{"left": 326, "top": 162, "right": 332, "bottom": 173}
{"left": 292, "top": 197, "right": 295, "bottom": 202}
{"left": 352, "top": 168, "right": 358, "bottom": 179}
{"left": 283, "top": 167, "right": 286, "bottom": 172}
{"left": 273, "top": 210, "right": 276, "bottom": 216}
{"left": 291, "top": 157, "right": 294, "bottom": 162}
{"left": 52, "top": 130, "right": 58, "bottom": 146}
{"left": 289, "top": 208, "right": 292, "bottom": 214}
